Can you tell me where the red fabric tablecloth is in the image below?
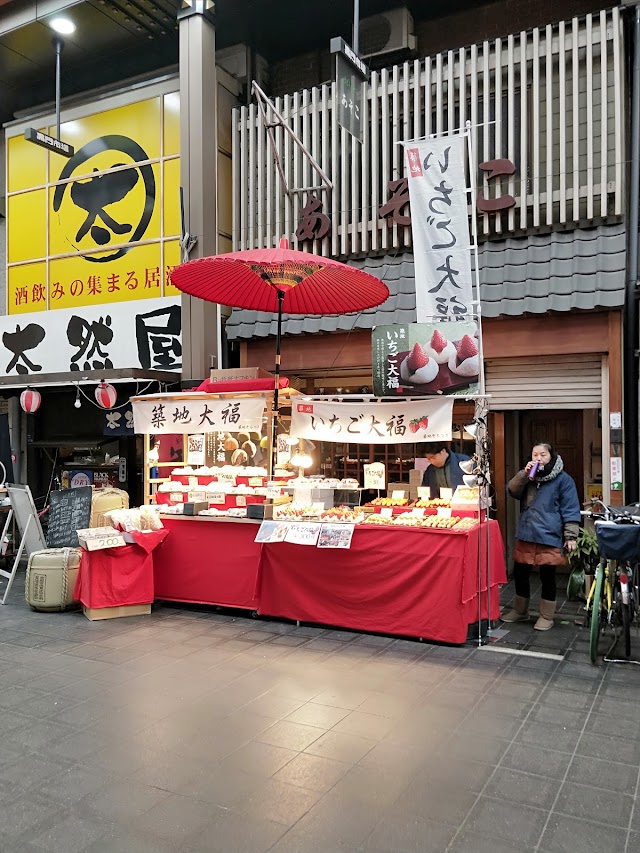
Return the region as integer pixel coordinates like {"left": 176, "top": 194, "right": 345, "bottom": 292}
{"left": 153, "top": 517, "right": 260, "bottom": 610}
{"left": 74, "top": 529, "right": 168, "bottom": 609}
{"left": 257, "top": 520, "right": 506, "bottom": 644}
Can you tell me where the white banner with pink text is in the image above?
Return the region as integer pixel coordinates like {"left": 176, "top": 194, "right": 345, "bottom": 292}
{"left": 290, "top": 398, "right": 454, "bottom": 444}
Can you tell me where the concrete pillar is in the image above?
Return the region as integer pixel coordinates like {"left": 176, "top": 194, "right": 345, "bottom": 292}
{"left": 178, "top": 4, "right": 222, "bottom": 381}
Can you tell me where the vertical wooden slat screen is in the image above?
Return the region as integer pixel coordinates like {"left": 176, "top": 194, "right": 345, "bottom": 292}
{"left": 232, "top": 11, "right": 624, "bottom": 256}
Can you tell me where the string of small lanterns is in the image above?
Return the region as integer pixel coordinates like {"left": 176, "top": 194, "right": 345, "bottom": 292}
{"left": 19, "top": 381, "right": 119, "bottom": 414}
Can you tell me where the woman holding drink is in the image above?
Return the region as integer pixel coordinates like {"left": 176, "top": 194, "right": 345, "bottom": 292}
{"left": 502, "top": 442, "right": 581, "bottom": 631}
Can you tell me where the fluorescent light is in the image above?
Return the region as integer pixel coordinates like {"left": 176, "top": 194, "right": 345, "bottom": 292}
{"left": 49, "top": 17, "right": 76, "bottom": 35}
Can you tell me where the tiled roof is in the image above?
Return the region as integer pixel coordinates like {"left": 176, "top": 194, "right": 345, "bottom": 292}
{"left": 224, "top": 223, "right": 626, "bottom": 340}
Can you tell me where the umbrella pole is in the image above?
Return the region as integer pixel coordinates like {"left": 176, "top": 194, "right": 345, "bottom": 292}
{"left": 271, "top": 290, "right": 285, "bottom": 478}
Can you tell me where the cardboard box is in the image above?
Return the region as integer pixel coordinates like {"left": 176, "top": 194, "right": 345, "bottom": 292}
{"left": 83, "top": 603, "right": 151, "bottom": 621}
{"left": 77, "top": 527, "right": 126, "bottom": 551}
{"left": 208, "top": 367, "right": 273, "bottom": 383}
{"left": 387, "top": 481, "right": 419, "bottom": 502}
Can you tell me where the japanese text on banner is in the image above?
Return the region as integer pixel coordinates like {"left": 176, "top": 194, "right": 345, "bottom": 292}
{"left": 405, "top": 136, "right": 473, "bottom": 322}
{"left": 291, "top": 398, "right": 453, "bottom": 444}
{"left": 132, "top": 396, "right": 266, "bottom": 435}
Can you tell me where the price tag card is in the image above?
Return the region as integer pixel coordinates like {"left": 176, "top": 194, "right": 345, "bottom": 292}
{"left": 440, "top": 488, "right": 453, "bottom": 502}
{"left": 413, "top": 508, "right": 426, "bottom": 518}
{"left": 391, "top": 490, "right": 406, "bottom": 500}
{"left": 235, "top": 495, "right": 247, "bottom": 507}
{"left": 170, "top": 493, "right": 185, "bottom": 503}
{"left": 209, "top": 492, "right": 226, "bottom": 505}
{"left": 188, "top": 477, "right": 199, "bottom": 487}
{"left": 284, "top": 523, "right": 321, "bottom": 546}
{"left": 189, "top": 490, "right": 207, "bottom": 502}
{"left": 255, "top": 521, "right": 289, "bottom": 543}
{"left": 317, "top": 523, "right": 355, "bottom": 549}
{"left": 417, "top": 487, "right": 431, "bottom": 499}
{"left": 249, "top": 477, "right": 263, "bottom": 487}
{"left": 381, "top": 508, "right": 394, "bottom": 518}
{"left": 266, "top": 486, "right": 283, "bottom": 499}
{"left": 293, "top": 486, "right": 312, "bottom": 508}
{"left": 218, "top": 472, "right": 236, "bottom": 484}
{"left": 364, "top": 462, "right": 386, "bottom": 490}
{"left": 437, "top": 508, "right": 452, "bottom": 518}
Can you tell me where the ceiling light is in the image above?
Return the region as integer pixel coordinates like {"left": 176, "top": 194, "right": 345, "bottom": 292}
{"left": 49, "top": 17, "right": 76, "bottom": 35}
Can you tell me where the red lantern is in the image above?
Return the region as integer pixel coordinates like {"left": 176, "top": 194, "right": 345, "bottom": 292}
{"left": 95, "top": 382, "right": 117, "bottom": 409}
{"left": 20, "top": 388, "right": 41, "bottom": 413}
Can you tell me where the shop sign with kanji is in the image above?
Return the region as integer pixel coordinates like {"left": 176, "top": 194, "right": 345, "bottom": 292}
{"left": 290, "top": 398, "right": 454, "bottom": 444}
{"left": 6, "top": 93, "right": 181, "bottom": 316}
{"left": 0, "top": 297, "right": 181, "bottom": 376}
{"left": 131, "top": 395, "right": 266, "bottom": 435}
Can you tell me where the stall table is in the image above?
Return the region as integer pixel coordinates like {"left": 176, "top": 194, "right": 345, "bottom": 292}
{"left": 74, "top": 529, "right": 168, "bottom": 619}
{"left": 154, "top": 516, "right": 261, "bottom": 610}
{"left": 257, "top": 520, "right": 506, "bottom": 644}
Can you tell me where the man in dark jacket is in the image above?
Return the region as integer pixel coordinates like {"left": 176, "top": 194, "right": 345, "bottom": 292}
{"left": 421, "top": 442, "right": 470, "bottom": 498}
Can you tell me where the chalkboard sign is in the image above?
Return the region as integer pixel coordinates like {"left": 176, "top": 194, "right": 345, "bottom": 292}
{"left": 46, "top": 487, "right": 92, "bottom": 548}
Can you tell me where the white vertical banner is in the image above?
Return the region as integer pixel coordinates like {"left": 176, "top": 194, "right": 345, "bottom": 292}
{"left": 404, "top": 136, "right": 473, "bottom": 322}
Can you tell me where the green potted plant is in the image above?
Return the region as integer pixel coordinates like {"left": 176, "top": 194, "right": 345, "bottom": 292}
{"left": 566, "top": 526, "right": 600, "bottom": 601}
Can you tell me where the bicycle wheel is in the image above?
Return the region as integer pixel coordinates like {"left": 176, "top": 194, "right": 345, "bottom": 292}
{"left": 589, "top": 564, "right": 604, "bottom": 664}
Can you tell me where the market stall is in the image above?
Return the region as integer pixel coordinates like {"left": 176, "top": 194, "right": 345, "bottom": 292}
{"left": 153, "top": 516, "right": 261, "bottom": 610}
{"left": 257, "top": 522, "right": 503, "bottom": 644}
{"left": 128, "top": 380, "right": 507, "bottom": 644}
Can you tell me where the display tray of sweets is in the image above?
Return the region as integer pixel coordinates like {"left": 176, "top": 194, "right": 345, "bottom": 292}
{"left": 370, "top": 506, "right": 415, "bottom": 515}
{"left": 452, "top": 517, "right": 480, "bottom": 530}
{"left": 156, "top": 487, "right": 189, "bottom": 506}
{"left": 207, "top": 494, "right": 266, "bottom": 510}
{"left": 451, "top": 486, "right": 481, "bottom": 505}
{"left": 361, "top": 513, "right": 396, "bottom": 526}
{"left": 319, "top": 506, "right": 365, "bottom": 524}
{"left": 365, "top": 497, "right": 410, "bottom": 508}
{"left": 273, "top": 505, "right": 322, "bottom": 520}
{"left": 411, "top": 498, "right": 451, "bottom": 508}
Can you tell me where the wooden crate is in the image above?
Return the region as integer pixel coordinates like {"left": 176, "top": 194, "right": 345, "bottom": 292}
{"left": 83, "top": 603, "right": 151, "bottom": 621}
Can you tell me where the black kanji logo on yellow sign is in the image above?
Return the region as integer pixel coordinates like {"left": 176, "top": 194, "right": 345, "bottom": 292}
{"left": 53, "top": 134, "right": 156, "bottom": 263}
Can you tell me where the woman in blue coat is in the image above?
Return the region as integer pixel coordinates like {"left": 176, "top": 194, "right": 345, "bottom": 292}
{"left": 502, "top": 442, "right": 581, "bottom": 631}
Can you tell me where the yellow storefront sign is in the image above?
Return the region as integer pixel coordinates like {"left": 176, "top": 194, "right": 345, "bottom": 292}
{"left": 6, "top": 92, "right": 180, "bottom": 315}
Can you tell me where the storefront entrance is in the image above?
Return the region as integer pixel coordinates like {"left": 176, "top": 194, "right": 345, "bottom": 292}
{"left": 520, "top": 410, "right": 584, "bottom": 500}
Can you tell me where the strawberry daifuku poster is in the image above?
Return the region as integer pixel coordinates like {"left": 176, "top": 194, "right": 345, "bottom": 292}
{"left": 372, "top": 322, "right": 480, "bottom": 397}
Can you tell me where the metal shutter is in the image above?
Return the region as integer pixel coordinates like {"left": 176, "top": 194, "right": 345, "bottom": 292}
{"left": 485, "top": 354, "right": 602, "bottom": 410}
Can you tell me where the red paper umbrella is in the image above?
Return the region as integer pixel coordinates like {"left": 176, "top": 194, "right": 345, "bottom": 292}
{"left": 170, "top": 239, "right": 389, "bottom": 473}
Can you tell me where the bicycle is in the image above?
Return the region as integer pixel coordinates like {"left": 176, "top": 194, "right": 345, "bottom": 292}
{"left": 582, "top": 500, "right": 640, "bottom": 663}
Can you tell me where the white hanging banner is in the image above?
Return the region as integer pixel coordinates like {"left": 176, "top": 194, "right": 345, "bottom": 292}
{"left": 132, "top": 395, "right": 265, "bottom": 435}
{"left": 404, "top": 136, "right": 473, "bottom": 322}
{"left": 291, "top": 398, "right": 453, "bottom": 444}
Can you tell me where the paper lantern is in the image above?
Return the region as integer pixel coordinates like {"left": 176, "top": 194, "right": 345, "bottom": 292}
{"left": 95, "top": 382, "right": 117, "bottom": 409}
{"left": 20, "top": 388, "right": 41, "bottom": 413}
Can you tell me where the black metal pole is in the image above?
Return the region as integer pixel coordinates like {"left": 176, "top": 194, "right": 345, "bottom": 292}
{"left": 53, "top": 36, "right": 64, "bottom": 140}
{"left": 271, "top": 290, "right": 285, "bottom": 477}
{"left": 625, "top": 4, "right": 640, "bottom": 502}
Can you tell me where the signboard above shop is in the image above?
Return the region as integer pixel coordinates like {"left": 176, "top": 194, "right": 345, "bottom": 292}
{"left": 24, "top": 127, "right": 74, "bottom": 158}
{"left": 330, "top": 37, "right": 368, "bottom": 143}
{"left": 0, "top": 296, "right": 181, "bottom": 377}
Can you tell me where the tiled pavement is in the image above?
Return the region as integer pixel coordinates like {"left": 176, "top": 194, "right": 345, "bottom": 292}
{"left": 1, "top": 568, "right": 639, "bottom": 853}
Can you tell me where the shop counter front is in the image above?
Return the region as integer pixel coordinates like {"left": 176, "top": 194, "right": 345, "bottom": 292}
{"left": 153, "top": 516, "right": 261, "bottom": 610}
{"left": 257, "top": 520, "right": 506, "bottom": 645}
